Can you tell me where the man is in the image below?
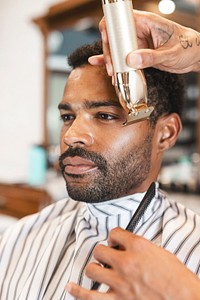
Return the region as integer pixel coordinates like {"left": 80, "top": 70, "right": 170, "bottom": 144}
{"left": 0, "top": 40, "right": 200, "bottom": 300}
{"left": 77, "top": 10, "right": 200, "bottom": 300}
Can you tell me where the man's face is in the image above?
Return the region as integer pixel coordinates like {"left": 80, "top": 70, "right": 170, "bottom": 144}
{"left": 59, "top": 65, "right": 155, "bottom": 203}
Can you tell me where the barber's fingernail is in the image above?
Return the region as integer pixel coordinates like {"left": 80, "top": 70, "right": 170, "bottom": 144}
{"left": 127, "top": 53, "right": 142, "bottom": 67}
{"left": 106, "top": 63, "right": 113, "bottom": 76}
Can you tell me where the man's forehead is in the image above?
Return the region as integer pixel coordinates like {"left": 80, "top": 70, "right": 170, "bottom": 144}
{"left": 69, "top": 67, "right": 84, "bottom": 80}
{"left": 69, "top": 64, "right": 107, "bottom": 78}
{"left": 62, "top": 65, "right": 119, "bottom": 104}
{"left": 64, "top": 65, "right": 109, "bottom": 91}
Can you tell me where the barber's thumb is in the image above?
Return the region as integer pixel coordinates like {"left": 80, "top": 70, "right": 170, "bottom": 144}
{"left": 126, "top": 49, "right": 161, "bottom": 69}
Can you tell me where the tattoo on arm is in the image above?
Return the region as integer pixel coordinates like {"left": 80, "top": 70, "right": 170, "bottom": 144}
{"left": 179, "top": 33, "right": 200, "bottom": 49}
{"left": 179, "top": 35, "right": 193, "bottom": 49}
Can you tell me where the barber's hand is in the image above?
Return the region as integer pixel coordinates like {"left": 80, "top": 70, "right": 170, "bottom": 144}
{"left": 89, "top": 10, "right": 200, "bottom": 74}
{"left": 66, "top": 227, "right": 200, "bottom": 300}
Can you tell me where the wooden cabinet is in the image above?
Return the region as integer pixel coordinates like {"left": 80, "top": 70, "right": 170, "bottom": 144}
{"left": 0, "top": 183, "right": 52, "bottom": 218}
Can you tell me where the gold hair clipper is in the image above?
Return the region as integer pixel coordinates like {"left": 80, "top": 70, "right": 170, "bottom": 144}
{"left": 102, "top": 0, "right": 154, "bottom": 125}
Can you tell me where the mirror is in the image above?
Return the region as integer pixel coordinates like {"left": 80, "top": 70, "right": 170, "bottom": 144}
{"left": 46, "top": 19, "right": 101, "bottom": 146}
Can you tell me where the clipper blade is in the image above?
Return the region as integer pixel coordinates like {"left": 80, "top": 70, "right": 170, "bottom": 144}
{"left": 115, "top": 71, "right": 154, "bottom": 126}
{"left": 123, "top": 105, "right": 154, "bottom": 126}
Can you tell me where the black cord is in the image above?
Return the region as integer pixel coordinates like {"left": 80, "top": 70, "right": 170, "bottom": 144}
{"left": 91, "top": 182, "right": 156, "bottom": 291}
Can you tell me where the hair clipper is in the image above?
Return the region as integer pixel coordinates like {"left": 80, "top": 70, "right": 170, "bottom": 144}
{"left": 101, "top": 0, "right": 154, "bottom": 125}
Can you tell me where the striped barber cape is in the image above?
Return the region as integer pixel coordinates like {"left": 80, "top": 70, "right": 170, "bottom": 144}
{"left": 0, "top": 183, "right": 200, "bottom": 300}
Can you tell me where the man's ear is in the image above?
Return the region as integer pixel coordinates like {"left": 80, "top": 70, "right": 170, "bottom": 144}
{"left": 154, "top": 113, "right": 182, "bottom": 153}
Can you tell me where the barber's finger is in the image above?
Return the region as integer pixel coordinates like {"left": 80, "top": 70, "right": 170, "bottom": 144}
{"left": 88, "top": 41, "right": 113, "bottom": 75}
{"left": 93, "top": 244, "right": 122, "bottom": 266}
{"left": 66, "top": 282, "right": 113, "bottom": 300}
{"left": 88, "top": 53, "right": 113, "bottom": 76}
{"left": 107, "top": 227, "right": 141, "bottom": 249}
{"left": 88, "top": 18, "right": 108, "bottom": 67}
{"left": 87, "top": 262, "right": 140, "bottom": 299}
{"left": 99, "top": 18, "right": 114, "bottom": 76}
{"left": 126, "top": 48, "right": 170, "bottom": 70}
{"left": 126, "top": 48, "right": 192, "bottom": 73}
{"left": 99, "top": 18, "right": 108, "bottom": 43}
{"left": 86, "top": 262, "right": 122, "bottom": 291}
{"left": 88, "top": 55, "right": 105, "bottom": 66}
{"left": 103, "top": 42, "right": 113, "bottom": 76}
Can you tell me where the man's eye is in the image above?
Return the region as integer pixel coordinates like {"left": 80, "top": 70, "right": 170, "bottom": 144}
{"left": 97, "top": 113, "right": 117, "bottom": 120}
{"left": 60, "top": 114, "right": 75, "bottom": 123}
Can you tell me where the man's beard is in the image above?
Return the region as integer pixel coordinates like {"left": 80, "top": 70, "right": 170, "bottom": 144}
{"left": 59, "top": 134, "right": 153, "bottom": 203}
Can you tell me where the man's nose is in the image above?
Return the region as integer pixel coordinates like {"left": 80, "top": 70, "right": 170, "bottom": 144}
{"left": 63, "top": 120, "right": 94, "bottom": 148}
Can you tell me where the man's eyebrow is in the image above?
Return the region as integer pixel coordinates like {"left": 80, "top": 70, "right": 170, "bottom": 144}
{"left": 58, "top": 103, "right": 71, "bottom": 110}
{"left": 85, "top": 100, "right": 122, "bottom": 109}
{"left": 58, "top": 100, "right": 122, "bottom": 110}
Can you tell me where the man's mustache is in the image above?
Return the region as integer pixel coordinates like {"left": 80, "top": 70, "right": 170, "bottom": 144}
{"left": 59, "top": 147, "right": 107, "bottom": 173}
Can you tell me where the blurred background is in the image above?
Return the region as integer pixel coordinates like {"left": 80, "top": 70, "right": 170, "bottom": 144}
{"left": 0, "top": 0, "right": 199, "bottom": 229}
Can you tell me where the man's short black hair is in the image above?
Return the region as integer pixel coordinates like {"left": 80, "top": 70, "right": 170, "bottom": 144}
{"left": 68, "top": 40, "right": 185, "bottom": 126}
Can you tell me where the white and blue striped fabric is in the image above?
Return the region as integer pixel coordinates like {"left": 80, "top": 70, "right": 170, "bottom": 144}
{"left": 0, "top": 183, "right": 200, "bottom": 300}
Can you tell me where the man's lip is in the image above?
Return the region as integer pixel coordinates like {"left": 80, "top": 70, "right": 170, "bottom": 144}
{"left": 63, "top": 156, "right": 96, "bottom": 166}
{"left": 63, "top": 156, "right": 97, "bottom": 175}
